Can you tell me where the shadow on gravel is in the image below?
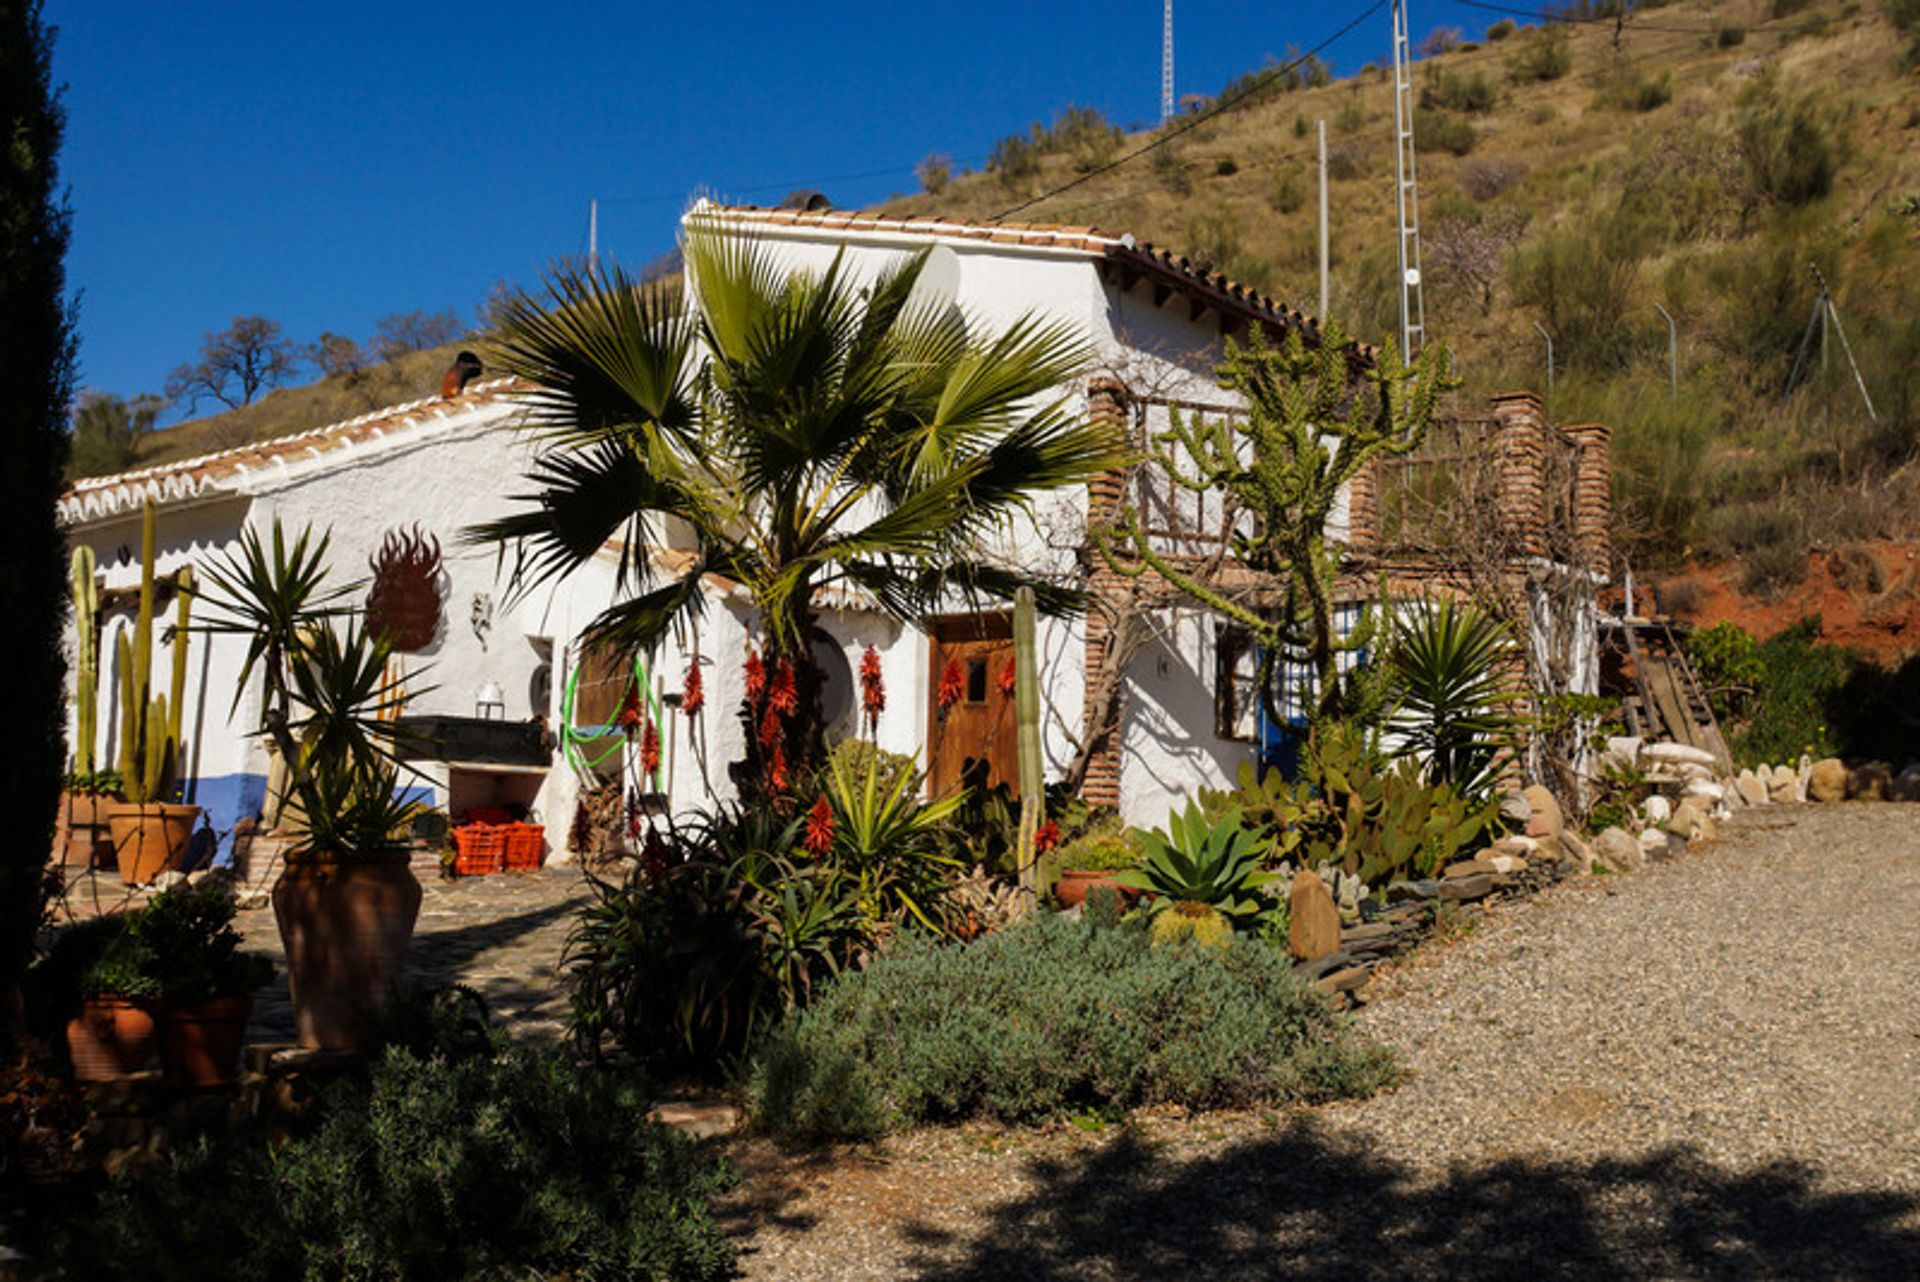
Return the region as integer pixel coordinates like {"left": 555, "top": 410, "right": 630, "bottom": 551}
{"left": 901, "top": 1121, "right": 1920, "bottom": 1280}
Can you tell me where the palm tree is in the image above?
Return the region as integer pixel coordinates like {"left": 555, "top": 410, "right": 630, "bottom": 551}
{"left": 470, "top": 223, "right": 1126, "bottom": 798}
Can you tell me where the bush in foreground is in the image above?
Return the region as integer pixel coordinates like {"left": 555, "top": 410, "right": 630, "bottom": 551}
{"left": 62, "top": 1037, "right": 739, "bottom": 1281}
{"left": 749, "top": 915, "right": 1397, "bottom": 1141}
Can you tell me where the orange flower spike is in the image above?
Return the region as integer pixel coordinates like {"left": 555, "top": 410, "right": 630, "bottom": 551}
{"left": 758, "top": 703, "right": 783, "bottom": 749}
{"left": 681, "top": 663, "right": 704, "bottom": 718}
{"left": 937, "top": 657, "right": 965, "bottom": 710}
{"left": 996, "top": 655, "right": 1018, "bottom": 700}
{"left": 859, "top": 645, "right": 886, "bottom": 719}
{"left": 804, "top": 795, "right": 834, "bottom": 855}
{"left": 640, "top": 721, "right": 661, "bottom": 775}
{"left": 743, "top": 651, "right": 765, "bottom": 703}
{"left": 768, "top": 742, "right": 789, "bottom": 793}
{"left": 1034, "top": 818, "right": 1062, "bottom": 855}
{"left": 617, "top": 681, "right": 643, "bottom": 729}
{"left": 767, "top": 659, "right": 798, "bottom": 714}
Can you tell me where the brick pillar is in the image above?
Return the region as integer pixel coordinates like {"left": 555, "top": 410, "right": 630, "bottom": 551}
{"left": 1488, "top": 391, "right": 1548, "bottom": 562}
{"left": 1080, "top": 379, "right": 1131, "bottom": 812}
{"left": 1562, "top": 422, "right": 1613, "bottom": 579}
{"left": 1345, "top": 458, "right": 1378, "bottom": 556}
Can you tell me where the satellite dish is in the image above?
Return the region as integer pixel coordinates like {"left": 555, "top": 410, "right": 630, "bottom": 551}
{"left": 908, "top": 244, "right": 961, "bottom": 312}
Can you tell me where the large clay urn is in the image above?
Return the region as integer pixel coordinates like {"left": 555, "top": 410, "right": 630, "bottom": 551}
{"left": 103, "top": 802, "right": 201, "bottom": 885}
{"left": 161, "top": 994, "right": 254, "bottom": 1089}
{"left": 272, "top": 850, "right": 422, "bottom": 1050}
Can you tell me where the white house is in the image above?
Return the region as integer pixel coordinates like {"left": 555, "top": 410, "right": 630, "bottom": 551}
{"left": 59, "top": 202, "right": 1606, "bottom": 865}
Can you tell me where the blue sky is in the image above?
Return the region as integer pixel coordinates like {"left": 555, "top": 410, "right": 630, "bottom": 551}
{"left": 47, "top": 1, "right": 1505, "bottom": 409}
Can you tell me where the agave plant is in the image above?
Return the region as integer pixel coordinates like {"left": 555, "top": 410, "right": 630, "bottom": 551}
{"left": 1115, "top": 800, "right": 1280, "bottom": 925}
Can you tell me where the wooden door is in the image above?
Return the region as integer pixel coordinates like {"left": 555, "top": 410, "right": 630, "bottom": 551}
{"left": 927, "top": 614, "right": 1018, "bottom": 800}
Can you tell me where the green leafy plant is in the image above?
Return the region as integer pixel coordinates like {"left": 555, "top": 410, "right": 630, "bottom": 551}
{"left": 1386, "top": 596, "right": 1523, "bottom": 796}
{"left": 821, "top": 742, "right": 962, "bottom": 933}
{"left": 1299, "top": 722, "right": 1496, "bottom": 883}
{"left": 115, "top": 504, "right": 191, "bottom": 804}
{"left": 67, "top": 1037, "right": 739, "bottom": 1281}
{"left": 125, "top": 883, "right": 273, "bottom": 1002}
{"left": 1115, "top": 800, "right": 1280, "bottom": 926}
{"left": 1507, "top": 25, "right": 1572, "bottom": 83}
{"left": 749, "top": 914, "right": 1397, "bottom": 1139}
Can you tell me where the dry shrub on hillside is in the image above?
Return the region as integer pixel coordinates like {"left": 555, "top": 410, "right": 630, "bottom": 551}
{"left": 1461, "top": 157, "right": 1527, "bottom": 199}
{"left": 1425, "top": 209, "right": 1527, "bottom": 315}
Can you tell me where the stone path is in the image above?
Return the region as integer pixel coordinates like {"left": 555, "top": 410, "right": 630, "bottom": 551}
{"left": 717, "top": 804, "right": 1920, "bottom": 1279}
{"left": 236, "top": 865, "right": 593, "bottom": 1044}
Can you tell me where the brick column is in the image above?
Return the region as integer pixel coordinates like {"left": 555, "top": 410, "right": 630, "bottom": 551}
{"left": 1562, "top": 422, "right": 1613, "bottom": 579}
{"left": 1345, "top": 458, "right": 1378, "bottom": 556}
{"left": 1488, "top": 391, "right": 1548, "bottom": 563}
{"left": 1080, "top": 379, "right": 1131, "bottom": 811}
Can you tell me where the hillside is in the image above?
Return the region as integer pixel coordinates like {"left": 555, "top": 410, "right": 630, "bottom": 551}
{"left": 137, "top": 340, "right": 472, "bottom": 469}
{"left": 880, "top": 0, "right": 1920, "bottom": 594}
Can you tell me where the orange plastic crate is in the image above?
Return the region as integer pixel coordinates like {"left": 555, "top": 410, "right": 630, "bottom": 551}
{"left": 451, "top": 823, "right": 506, "bottom": 876}
{"left": 503, "top": 823, "right": 545, "bottom": 871}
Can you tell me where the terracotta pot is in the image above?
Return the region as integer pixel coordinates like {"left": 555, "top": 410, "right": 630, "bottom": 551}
{"left": 1054, "top": 869, "right": 1139, "bottom": 909}
{"left": 161, "top": 994, "right": 253, "bottom": 1089}
{"left": 67, "top": 996, "right": 159, "bottom": 1082}
{"left": 55, "top": 792, "right": 117, "bottom": 868}
{"left": 272, "top": 852, "right": 422, "bottom": 1050}
{"left": 103, "top": 802, "right": 202, "bottom": 885}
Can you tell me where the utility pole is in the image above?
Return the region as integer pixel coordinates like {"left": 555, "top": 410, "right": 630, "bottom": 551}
{"left": 1654, "top": 302, "right": 1677, "bottom": 398}
{"left": 1318, "top": 120, "right": 1330, "bottom": 323}
{"left": 1533, "top": 321, "right": 1554, "bottom": 396}
{"left": 1161, "top": 1, "right": 1176, "bottom": 126}
{"left": 1389, "top": 0, "right": 1426, "bottom": 358}
{"left": 588, "top": 198, "right": 599, "bottom": 273}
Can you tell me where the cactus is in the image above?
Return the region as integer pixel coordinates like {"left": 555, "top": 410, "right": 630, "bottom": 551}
{"left": 1011, "top": 586, "right": 1044, "bottom": 898}
{"left": 1149, "top": 900, "right": 1232, "bottom": 949}
{"left": 71, "top": 545, "right": 99, "bottom": 774}
{"left": 115, "top": 503, "right": 185, "bottom": 805}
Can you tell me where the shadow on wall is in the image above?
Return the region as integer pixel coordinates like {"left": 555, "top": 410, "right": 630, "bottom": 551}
{"left": 888, "top": 1123, "right": 1920, "bottom": 1280}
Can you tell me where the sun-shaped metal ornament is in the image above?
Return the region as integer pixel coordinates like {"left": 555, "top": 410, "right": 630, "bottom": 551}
{"left": 366, "top": 525, "right": 444, "bottom": 652}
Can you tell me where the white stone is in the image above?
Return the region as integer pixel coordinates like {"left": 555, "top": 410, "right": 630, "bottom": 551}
{"left": 1603, "top": 736, "right": 1643, "bottom": 771}
{"left": 1646, "top": 742, "right": 1717, "bottom": 769}
{"left": 1487, "top": 854, "right": 1524, "bottom": 874}
{"left": 1643, "top": 795, "right": 1672, "bottom": 824}
{"left": 1594, "top": 826, "right": 1643, "bottom": 873}
{"left": 1637, "top": 828, "right": 1667, "bottom": 854}
{"left": 1684, "top": 780, "right": 1725, "bottom": 802}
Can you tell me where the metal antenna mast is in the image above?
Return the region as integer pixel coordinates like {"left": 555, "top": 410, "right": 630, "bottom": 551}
{"left": 1390, "top": 0, "right": 1426, "bottom": 358}
{"left": 1161, "top": 1, "right": 1176, "bottom": 125}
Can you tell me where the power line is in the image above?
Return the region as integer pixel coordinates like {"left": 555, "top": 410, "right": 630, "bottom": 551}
{"left": 991, "top": 0, "right": 1390, "bottom": 222}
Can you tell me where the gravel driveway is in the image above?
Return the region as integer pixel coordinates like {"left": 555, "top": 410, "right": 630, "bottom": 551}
{"left": 719, "top": 804, "right": 1920, "bottom": 1279}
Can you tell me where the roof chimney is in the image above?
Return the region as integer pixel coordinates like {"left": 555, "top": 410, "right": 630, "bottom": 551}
{"left": 440, "top": 351, "right": 483, "bottom": 399}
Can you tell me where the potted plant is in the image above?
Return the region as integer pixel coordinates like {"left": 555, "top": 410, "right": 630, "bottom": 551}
{"left": 101, "top": 504, "right": 201, "bottom": 884}
{"left": 65, "top": 917, "right": 160, "bottom": 1083}
{"left": 1050, "top": 830, "right": 1142, "bottom": 909}
{"left": 199, "top": 520, "right": 425, "bottom": 1050}
{"left": 139, "top": 883, "right": 274, "bottom": 1089}
{"left": 57, "top": 548, "right": 121, "bottom": 868}
{"left": 55, "top": 769, "right": 122, "bottom": 869}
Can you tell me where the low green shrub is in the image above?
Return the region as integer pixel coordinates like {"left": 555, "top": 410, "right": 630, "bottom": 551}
{"left": 1486, "top": 17, "right": 1517, "bottom": 40}
{"left": 1416, "top": 112, "right": 1478, "bottom": 156}
{"left": 1507, "top": 26, "right": 1572, "bottom": 83}
{"left": 749, "top": 915, "right": 1396, "bottom": 1140}
{"left": 61, "top": 1038, "right": 739, "bottom": 1281}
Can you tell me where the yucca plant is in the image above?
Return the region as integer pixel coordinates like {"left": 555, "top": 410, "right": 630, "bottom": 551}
{"left": 1386, "top": 595, "right": 1523, "bottom": 796}
{"left": 1115, "top": 800, "right": 1280, "bottom": 926}
{"left": 469, "top": 220, "right": 1127, "bottom": 796}
{"left": 821, "top": 745, "right": 963, "bottom": 933}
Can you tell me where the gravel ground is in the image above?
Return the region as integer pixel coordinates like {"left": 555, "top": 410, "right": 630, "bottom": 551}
{"left": 718, "top": 804, "right": 1920, "bottom": 1280}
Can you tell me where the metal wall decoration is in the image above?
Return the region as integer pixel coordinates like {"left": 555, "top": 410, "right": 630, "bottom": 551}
{"left": 365, "top": 526, "right": 444, "bottom": 652}
{"left": 470, "top": 592, "right": 495, "bottom": 650}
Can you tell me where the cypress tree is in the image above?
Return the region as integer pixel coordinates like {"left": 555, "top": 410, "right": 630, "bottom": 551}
{"left": 0, "top": 0, "right": 76, "bottom": 1047}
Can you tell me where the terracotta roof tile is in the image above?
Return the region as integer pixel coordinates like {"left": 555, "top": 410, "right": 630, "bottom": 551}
{"left": 59, "top": 377, "right": 533, "bottom": 525}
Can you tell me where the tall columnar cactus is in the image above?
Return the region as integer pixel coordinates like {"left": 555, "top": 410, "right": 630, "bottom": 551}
{"left": 70, "top": 545, "right": 99, "bottom": 775}
{"left": 169, "top": 564, "right": 193, "bottom": 753}
{"left": 115, "top": 503, "right": 183, "bottom": 804}
{"left": 1012, "top": 587, "right": 1044, "bottom": 898}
